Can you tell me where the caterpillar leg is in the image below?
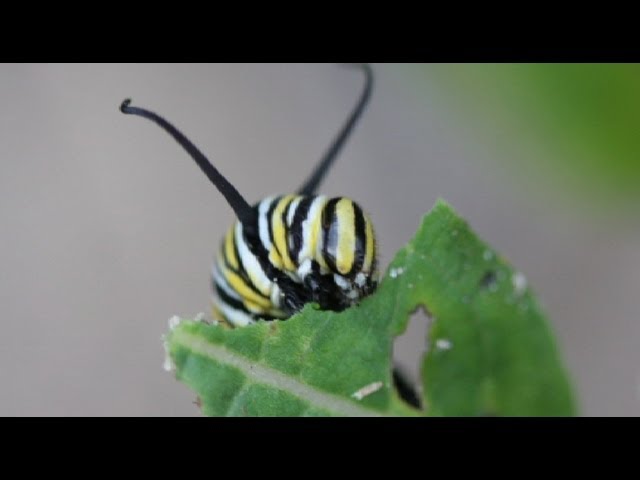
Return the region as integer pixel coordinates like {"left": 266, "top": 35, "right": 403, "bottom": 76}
{"left": 392, "top": 366, "right": 421, "bottom": 409}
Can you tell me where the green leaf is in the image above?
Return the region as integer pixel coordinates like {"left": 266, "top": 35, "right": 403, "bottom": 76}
{"left": 165, "top": 200, "right": 576, "bottom": 416}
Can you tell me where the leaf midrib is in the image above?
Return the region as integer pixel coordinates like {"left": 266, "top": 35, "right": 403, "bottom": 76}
{"left": 172, "top": 329, "right": 385, "bottom": 417}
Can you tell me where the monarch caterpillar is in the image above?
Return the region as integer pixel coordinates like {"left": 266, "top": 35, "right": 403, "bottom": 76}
{"left": 121, "top": 64, "right": 421, "bottom": 409}
{"left": 120, "top": 64, "right": 378, "bottom": 327}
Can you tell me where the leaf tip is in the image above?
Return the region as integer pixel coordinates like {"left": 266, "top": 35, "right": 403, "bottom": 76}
{"left": 433, "top": 197, "right": 453, "bottom": 211}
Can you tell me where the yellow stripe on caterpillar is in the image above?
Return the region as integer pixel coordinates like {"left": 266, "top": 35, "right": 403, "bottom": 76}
{"left": 335, "top": 198, "right": 356, "bottom": 275}
{"left": 271, "top": 194, "right": 298, "bottom": 272}
{"left": 364, "top": 212, "right": 375, "bottom": 273}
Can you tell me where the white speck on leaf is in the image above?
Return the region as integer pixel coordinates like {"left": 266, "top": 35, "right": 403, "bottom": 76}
{"left": 162, "top": 335, "right": 174, "bottom": 372}
{"left": 512, "top": 272, "right": 527, "bottom": 296}
{"left": 389, "top": 267, "right": 405, "bottom": 278}
{"left": 168, "top": 315, "right": 182, "bottom": 330}
{"left": 435, "top": 339, "right": 453, "bottom": 350}
{"left": 351, "top": 381, "right": 384, "bottom": 401}
{"left": 451, "top": 229, "right": 458, "bottom": 237}
{"left": 483, "top": 250, "right": 494, "bottom": 261}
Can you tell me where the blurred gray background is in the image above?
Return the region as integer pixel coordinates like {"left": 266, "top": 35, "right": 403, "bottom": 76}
{"left": 1, "top": 63, "right": 638, "bottom": 416}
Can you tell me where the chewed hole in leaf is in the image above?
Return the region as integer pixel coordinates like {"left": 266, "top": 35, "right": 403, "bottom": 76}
{"left": 392, "top": 305, "right": 433, "bottom": 410}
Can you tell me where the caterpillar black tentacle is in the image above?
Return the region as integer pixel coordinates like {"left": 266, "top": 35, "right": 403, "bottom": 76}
{"left": 298, "top": 63, "right": 373, "bottom": 196}
{"left": 121, "top": 64, "right": 378, "bottom": 327}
